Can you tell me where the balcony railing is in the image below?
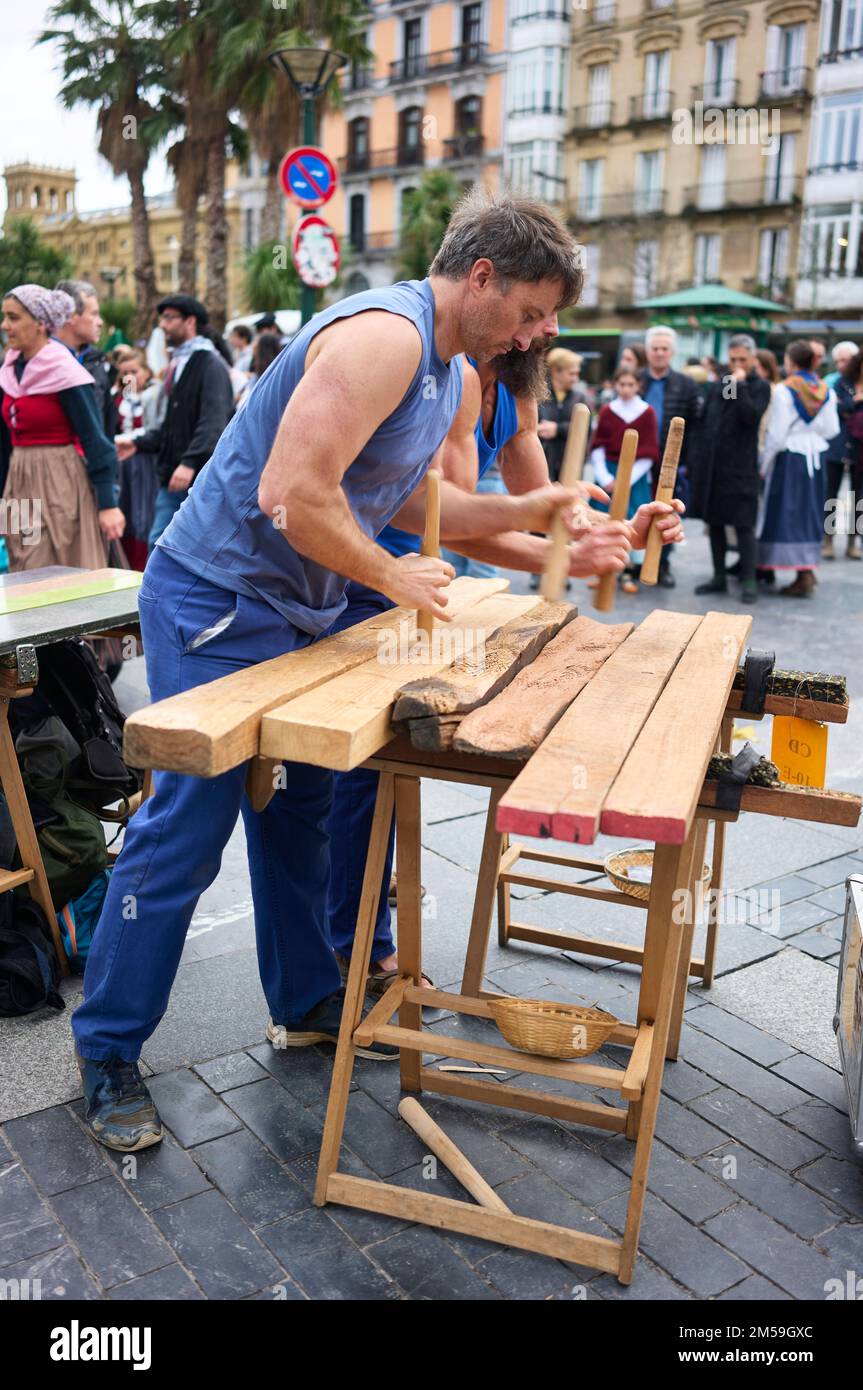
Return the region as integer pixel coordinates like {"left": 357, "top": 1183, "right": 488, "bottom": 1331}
{"left": 691, "top": 79, "right": 740, "bottom": 106}
{"left": 629, "top": 91, "right": 672, "bottom": 121}
{"left": 809, "top": 159, "right": 863, "bottom": 175}
{"left": 349, "top": 230, "right": 397, "bottom": 255}
{"left": 821, "top": 45, "right": 863, "bottom": 63}
{"left": 389, "top": 42, "right": 490, "bottom": 84}
{"left": 571, "top": 101, "right": 614, "bottom": 131}
{"left": 509, "top": 100, "right": 566, "bottom": 116}
{"left": 682, "top": 176, "right": 802, "bottom": 211}
{"left": 338, "top": 145, "right": 426, "bottom": 175}
{"left": 759, "top": 66, "right": 812, "bottom": 98}
{"left": 442, "top": 133, "right": 485, "bottom": 161}
{"left": 344, "top": 67, "right": 374, "bottom": 93}
{"left": 575, "top": 190, "right": 666, "bottom": 220}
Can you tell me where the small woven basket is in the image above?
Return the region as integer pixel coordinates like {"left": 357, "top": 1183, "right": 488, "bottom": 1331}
{"left": 488, "top": 996, "right": 618, "bottom": 1060}
{"left": 604, "top": 847, "right": 711, "bottom": 902}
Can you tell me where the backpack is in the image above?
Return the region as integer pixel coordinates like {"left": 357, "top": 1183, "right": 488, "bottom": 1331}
{"left": 0, "top": 897, "right": 64, "bottom": 1017}
{"left": 10, "top": 639, "right": 142, "bottom": 815}
{"left": 57, "top": 869, "right": 111, "bottom": 973}
{"left": 13, "top": 717, "right": 108, "bottom": 910}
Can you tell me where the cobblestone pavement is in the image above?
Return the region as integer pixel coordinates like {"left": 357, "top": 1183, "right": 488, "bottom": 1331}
{"left": 1, "top": 528, "right": 861, "bottom": 1300}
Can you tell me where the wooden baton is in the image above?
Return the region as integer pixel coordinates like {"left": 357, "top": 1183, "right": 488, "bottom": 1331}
{"left": 397, "top": 1097, "right": 511, "bottom": 1211}
{"left": 540, "top": 401, "right": 591, "bottom": 601}
{"left": 417, "top": 468, "right": 442, "bottom": 640}
{"left": 593, "top": 427, "right": 638, "bottom": 614}
{"left": 639, "top": 414, "right": 685, "bottom": 586}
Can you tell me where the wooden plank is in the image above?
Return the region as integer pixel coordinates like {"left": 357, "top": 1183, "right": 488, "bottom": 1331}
{"left": 393, "top": 600, "right": 576, "bottom": 752}
{"left": 420, "top": 1068, "right": 629, "bottom": 1131}
{"left": 601, "top": 612, "right": 752, "bottom": 844}
{"left": 507, "top": 921, "right": 649, "bottom": 967}
{"left": 726, "top": 687, "right": 849, "bottom": 725}
{"left": 621, "top": 1022, "right": 653, "bottom": 1101}
{"left": 261, "top": 592, "right": 543, "bottom": 771}
{"left": 352, "top": 975, "right": 409, "bottom": 1046}
{"left": 454, "top": 615, "right": 634, "bottom": 761}
{"left": 698, "top": 779, "right": 861, "bottom": 828}
{"left": 372, "top": 1023, "right": 627, "bottom": 1089}
{"left": 124, "top": 574, "right": 507, "bottom": 775}
{"left": 327, "top": 1173, "right": 622, "bottom": 1272}
{"left": 496, "top": 610, "right": 702, "bottom": 843}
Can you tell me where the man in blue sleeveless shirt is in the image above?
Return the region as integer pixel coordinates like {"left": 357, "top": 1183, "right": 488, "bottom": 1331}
{"left": 328, "top": 344, "right": 685, "bottom": 990}
{"left": 72, "top": 187, "right": 616, "bottom": 1150}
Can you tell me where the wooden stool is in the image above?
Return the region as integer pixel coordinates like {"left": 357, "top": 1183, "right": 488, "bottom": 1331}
{"left": 314, "top": 745, "right": 711, "bottom": 1283}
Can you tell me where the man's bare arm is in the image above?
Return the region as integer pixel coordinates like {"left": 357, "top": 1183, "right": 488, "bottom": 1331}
{"left": 258, "top": 312, "right": 454, "bottom": 617}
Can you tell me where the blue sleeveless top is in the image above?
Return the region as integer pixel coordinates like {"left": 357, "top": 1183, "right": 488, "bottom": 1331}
{"left": 379, "top": 361, "right": 519, "bottom": 558}
{"left": 157, "top": 279, "right": 463, "bottom": 634}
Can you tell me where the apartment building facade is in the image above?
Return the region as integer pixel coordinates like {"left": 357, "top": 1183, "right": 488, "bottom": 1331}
{"left": 796, "top": 0, "right": 863, "bottom": 318}
{"left": 322, "top": 0, "right": 507, "bottom": 292}
{"left": 565, "top": 0, "right": 821, "bottom": 349}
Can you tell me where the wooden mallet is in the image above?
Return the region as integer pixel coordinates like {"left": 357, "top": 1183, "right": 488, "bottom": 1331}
{"left": 639, "top": 415, "right": 685, "bottom": 586}
{"left": 593, "top": 426, "right": 638, "bottom": 614}
{"left": 417, "top": 468, "right": 442, "bottom": 640}
{"left": 398, "top": 1097, "right": 511, "bottom": 1212}
{"left": 541, "top": 401, "right": 591, "bottom": 601}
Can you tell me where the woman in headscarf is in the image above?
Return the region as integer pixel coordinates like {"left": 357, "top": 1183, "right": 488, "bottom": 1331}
{"left": 0, "top": 284, "right": 124, "bottom": 569}
{"left": 757, "top": 339, "right": 839, "bottom": 597}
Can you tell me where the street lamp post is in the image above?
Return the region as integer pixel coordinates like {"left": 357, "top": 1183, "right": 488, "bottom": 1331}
{"left": 267, "top": 45, "right": 348, "bottom": 326}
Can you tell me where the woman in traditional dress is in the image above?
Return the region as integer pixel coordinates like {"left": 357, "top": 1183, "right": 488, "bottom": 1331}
{"left": 0, "top": 284, "right": 124, "bottom": 569}
{"left": 588, "top": 364, "right": 659, "bottom": 593}
{"left": 757, "top": 340, "right": 840, "bottom": 597}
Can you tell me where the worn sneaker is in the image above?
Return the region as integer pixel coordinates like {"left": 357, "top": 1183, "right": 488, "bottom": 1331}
{"left": 76, "top": 1053, "right": 164, "bottom": 1151}
{"left": 267, "top": 988, "right": 399, "bottom": 1061}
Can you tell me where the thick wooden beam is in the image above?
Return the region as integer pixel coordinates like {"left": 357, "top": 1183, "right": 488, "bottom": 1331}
{"left": 123, "top": 575, "right": 507, "bottom": 775}
{"left": 698, "top": 779, "right": 861, "bottom": 827}
{"left": 454, "top": 615, "right": 634, "bottom": 760}
{"left": 260, "top": 593, "right": 543, "bottom": 771}
{"left": 393, "top": 600, "right": 576, "bottom": 752}
{"left": 496, "top": 610, "right": 701, "bottom": 843}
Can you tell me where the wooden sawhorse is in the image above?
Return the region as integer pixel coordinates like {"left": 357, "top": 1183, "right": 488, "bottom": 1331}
{"left": 313, "top": 740, "right": 710, "bottom": 1284}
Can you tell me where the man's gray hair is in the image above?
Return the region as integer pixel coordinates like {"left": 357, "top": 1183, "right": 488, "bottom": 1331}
{"left": 645, "top": 325, "right": 677, "bottom": 348}
{"left": 833, "top": 340, "right": 858, "bottom": 360}
{"left": 429, "top": 184, "right": 583, "bottom": 310}
{"left": 728, "top": 333, "right": 756, "bottom": 352}
{"left": 54, "top": 279, "right": 98, "bottom": 315}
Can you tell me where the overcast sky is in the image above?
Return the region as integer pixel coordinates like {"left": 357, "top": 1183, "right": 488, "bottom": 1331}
{"left": 1, "top": 3, "right": 171, "bottom": 217}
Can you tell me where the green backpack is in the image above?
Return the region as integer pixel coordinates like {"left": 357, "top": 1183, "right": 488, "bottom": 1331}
{"left": 14, "top": 716, "right": 108, "bottom": 911}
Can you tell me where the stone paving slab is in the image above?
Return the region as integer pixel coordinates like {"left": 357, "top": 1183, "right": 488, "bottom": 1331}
{"left": 707, "top": 949, "right": 842, "bottom": 1069}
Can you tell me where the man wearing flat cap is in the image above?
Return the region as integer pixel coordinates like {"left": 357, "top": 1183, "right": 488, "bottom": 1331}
{"left": 117, "top": 294, "right": 235, "bottom": 546}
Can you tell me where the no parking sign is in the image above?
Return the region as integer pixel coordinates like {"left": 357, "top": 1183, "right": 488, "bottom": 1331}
{"left": 279, "top": 146, "right": 338, "bottom": 210}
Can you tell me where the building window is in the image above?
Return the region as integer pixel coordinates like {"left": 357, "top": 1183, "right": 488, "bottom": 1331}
{"left": 821, "top": 0, "right": 863, "bottom": 58}
{"left": 812, "top": 92, "right": 863, "bottom": 172}
{"left": 758, "top": 228, "right": 789, "bottom": 293}
{"left": 764, "top": 133, "right": 797, "bottom": 202}
{"left": 694, "top": 233, "right": 721, "bottom": 284}
{"left": 634, "top": 150, "right": 664, "bottom": 213}
{"left": 399, "top": 107, "right": 423, "bottom": 153}
{"left": 586, "top": 64, "right": 610, "bottom": 126}
{"left": 349, "top": 192, "right": 366, "bottom": 252}
{"left": 49, "top": 188, "right": 59, "bottom": 211}
{"left": 643, "top": 50, "right": 670, "bottom": 119}
{"left": 403, "top": 17, "right": 423, "bottom": 79}
{"left": 65, "top": 190, "right": 73, "bottom": 210}
{"left": 633, "top": 240, "right": 659, "bottom": 299}
{"left": 698, "top": 144, "right": 726, "bottom": 209}
{"left": 461, "top": 2, "right": 482, "bottom": 62}
{"left": 578, "top": 158, "right": 604, "bottom": 219}
{"left": 244, "top": 207, "right": 255, "bottom": 251}
{"left": 31, "top": 186, "right": 41, "bottom": 208}
{"left": 579, "top": 243, "right": 600, "bottom": 309}
{"left": 510, "top": 45, "right": 565, "bottom": 115}
{"left": 456, "top": 94, "right": 482, "bottom": 133}
{"left": 763, "top": 23, "right": 807, "bottom": 94}
{"left": 14, "top": 188, "right": 23, "bottom": 207}
{"left": 348, "top": 117, "right": 370, "bottom": 173}
{"left": 801, "top": 206, "right": 863, "bottom": 278}
{"left": 704, "top": 37, "right": 736, "bottom": 104}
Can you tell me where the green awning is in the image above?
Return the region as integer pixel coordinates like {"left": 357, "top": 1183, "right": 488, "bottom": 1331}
{"left": 557, "top": 328, "right": 622, "bottom": 336}
{"left": 638, "top": 284, "right": 790, "bottom": 314}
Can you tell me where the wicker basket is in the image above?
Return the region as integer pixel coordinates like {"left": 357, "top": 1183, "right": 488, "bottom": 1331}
{"left": 488, "top": 996, "right": 618, "bottom": 1060}
{"left": 604, "top": 847, "right": 711, "bottom": 902}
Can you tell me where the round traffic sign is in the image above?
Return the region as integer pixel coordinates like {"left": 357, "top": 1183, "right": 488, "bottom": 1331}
{"left": 279, "top": 146, "right": 338, "bottom": 209}
{"left": 292, "top": 215, "right": 341, "bottom": 288}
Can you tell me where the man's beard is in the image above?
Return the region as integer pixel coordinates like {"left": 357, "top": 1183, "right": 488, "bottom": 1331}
{"left": 489, "top": 342, "right": 550, "bottom": 402}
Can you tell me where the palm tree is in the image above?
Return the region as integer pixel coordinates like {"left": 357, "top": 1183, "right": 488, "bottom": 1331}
{"left": 397, "top": 170, "right": 462, "bottom": 281}
{"left": 37, "top": 0, "right": 163, "bottom": 336}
